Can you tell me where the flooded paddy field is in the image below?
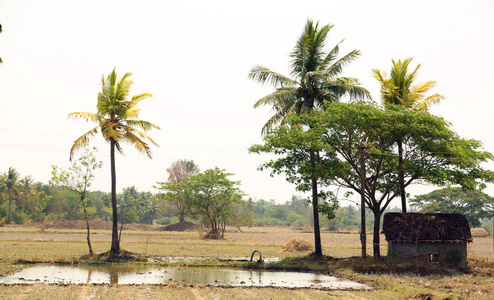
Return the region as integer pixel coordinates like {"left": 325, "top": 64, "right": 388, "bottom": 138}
{"left": 0, "top": 265, "right": 370, "bottom": 289}
{"left": 1, "top": 225, "right": 493, "bottom": 299}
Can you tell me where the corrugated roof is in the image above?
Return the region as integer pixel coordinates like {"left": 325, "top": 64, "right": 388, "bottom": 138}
{"left": 382, "top": 213, "right": 472, "bottom": 242}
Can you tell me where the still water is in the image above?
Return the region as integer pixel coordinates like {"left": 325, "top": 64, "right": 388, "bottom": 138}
{"left": 0, "top": 265, "right": 370, "bottom": 289}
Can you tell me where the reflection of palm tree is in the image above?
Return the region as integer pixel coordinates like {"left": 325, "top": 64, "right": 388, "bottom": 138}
{"left": 249, "top": 20, "right": 369, "bottom": 256}
{"left": 69, "top": 69, "right": 160, "bottom": 254}
{"left": 109, "top": 268, "right": 119, "bottom": 285}
{"left": 373, "top": 58, "right": 445, "bottom": 212}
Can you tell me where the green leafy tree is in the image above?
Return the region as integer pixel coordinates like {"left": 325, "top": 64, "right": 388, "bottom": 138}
{"left": 164, "top": 168, "right": 243, "bottom": 238}
{"left": 373, "top": 58, "right": 445, "bottom": 212}
{"left": 410, "top": 187, "right": 494, "bottom": 227}
{"left": 156, "top": 159, "right": 200, "bottom": 222}
{"left": 251, "top": 101, "right": 494, "bottom": 257}
{"left": 248, "top": 19, "right": 369, "bottom": 257}
{"left": 51, "top": 146, "right": 102, "bottom": 256}
{"left": 28, "top": 183, "right": 52, "bottom": 222}
{"left": 69, "top": 69, "right": 160, "bottom": 254}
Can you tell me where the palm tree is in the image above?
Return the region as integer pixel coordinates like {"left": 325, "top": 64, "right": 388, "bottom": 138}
{"left": 4, "top": 167, "right": 20, "bottom": 223}
{"left": 69, "top": 68, "right": 160, "bottom": 254}
{"left": 373, "top": 58, "right": 445, "bottom": 212}
{"left": 249, "top": 20, "right": 370, "bottom": 256}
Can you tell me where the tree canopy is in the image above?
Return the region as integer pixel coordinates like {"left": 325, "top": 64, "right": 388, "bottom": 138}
{"left": 249, "top": 19, "right": 369, "bottom": 257}
{"left": 251, "top": 101, "right": 494, "bottom": 257}
{"left": 160, "top": 168, "right": 243, "bottom": 238}
{"left": 411, "top": 187, "right": 494, "bottom": 228}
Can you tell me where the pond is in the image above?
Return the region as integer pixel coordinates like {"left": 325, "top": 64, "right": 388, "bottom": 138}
{"left": 0, "top": 265, "right": 370, "bottom": 289}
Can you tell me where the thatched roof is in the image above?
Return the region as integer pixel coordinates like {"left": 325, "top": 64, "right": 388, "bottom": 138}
{"left": 383, "top": 213, "right": 472, "bottom": 242}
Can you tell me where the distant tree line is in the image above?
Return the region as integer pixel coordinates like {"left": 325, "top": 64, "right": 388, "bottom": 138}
{"left": 3, "top": 166, "right": 492, "bottom": 236}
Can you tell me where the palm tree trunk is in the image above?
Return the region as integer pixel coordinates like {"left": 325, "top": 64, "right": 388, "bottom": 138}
{"left": 310, "top": 150, "right": 322, "bottom": 257}
{"left": 110, "top": 139, "right": 120, "bottom": 254}
{"left": 398, "top": 140, "right": 407, "bottom": 213}
{"left": 7, "top": 190, "right": 12, "bottom": 223}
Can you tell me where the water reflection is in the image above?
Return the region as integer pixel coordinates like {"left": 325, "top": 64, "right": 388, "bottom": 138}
{"left": 0, "top": 265, "right": 370, "bottom": 289}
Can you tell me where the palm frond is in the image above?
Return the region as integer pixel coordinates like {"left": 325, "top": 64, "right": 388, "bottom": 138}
{"left": 126, "top": 119, "right": 161, "bottom": 132}
{"left": 125, "top": 125, "right": 159, "bottom": 147}
{"left": 131, "top": 93, "right": 152, "bottom": 103}
{"left": 322, "top": 40, "right": 341, "bottom": 67}
{"left": 411, "top": 94, "right": 445, "bottom": 110}
{"left": 248, "top": 65, "right": 296, "bottom": 87}
{"left": 412, "top": 81, "right": 437, "bottom": 96}
{"left": 122, "top": 130, "right": 153, "bottom": 158}
{"left": 124, "top": 108, "right": 141, "bottom": 119}
{"left": 70, "top": 126, "right": 99, "bottom": 160}
{"left": 68, "top": 112, "right": 100, "bottom": 123}
{"left": 253, "top": 88, "right": 296, "bottom": 109}
{"left": 326, "top": 49, "right": 361, "bottom": 77}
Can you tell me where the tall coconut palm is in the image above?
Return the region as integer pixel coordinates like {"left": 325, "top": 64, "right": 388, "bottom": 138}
{"left": 69, "top": 69, "right": 160, "bottom": 254}
{"left": 249, "top": 20, "right": 370, "bottom": 256}
{"left": 249, "top": 20, "right": 370, "bottom": 134}
{"left": 373, "top": 58, "right": 445, "bottom": 212}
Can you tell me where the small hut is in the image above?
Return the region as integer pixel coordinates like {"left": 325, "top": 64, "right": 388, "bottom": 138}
{"left": 382, "top": 213, "right": 472, "bottom": 267}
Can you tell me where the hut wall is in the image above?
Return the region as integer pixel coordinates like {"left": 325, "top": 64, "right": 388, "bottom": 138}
{"left": 388, "top": 241, "right": 467, "bottom": 267}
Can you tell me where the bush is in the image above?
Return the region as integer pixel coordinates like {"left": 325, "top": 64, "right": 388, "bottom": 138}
{"left": 446, "top": 249, "right": 465, "bottom": 263}
{"left": 156, "top": 216, "right": 179, "bottom": 225}
{"left": 12, "top": 211, "right": 28, "bottom": 224}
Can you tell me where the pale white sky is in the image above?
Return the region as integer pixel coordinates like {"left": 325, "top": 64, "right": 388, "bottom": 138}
{"left": 1, "top": 0, "right": 494, "bottom": 205}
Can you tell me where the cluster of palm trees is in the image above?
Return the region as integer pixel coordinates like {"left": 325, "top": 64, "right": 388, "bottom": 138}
{"left": 249, "top": 20, "right": 444, "bottom": 257}
{"left": 0, "top": 168, "right": 40, "bottom": 223}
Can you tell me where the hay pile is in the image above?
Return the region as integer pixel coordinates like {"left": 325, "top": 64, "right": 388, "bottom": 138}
{"left": 471, "top": 228, "right": 489, "bottom": 237}
{"left": 281, "top": 237, "right": 314, "bottom": 252}
{"left": 203, "top": 229, "right": 222, "bottom": 239}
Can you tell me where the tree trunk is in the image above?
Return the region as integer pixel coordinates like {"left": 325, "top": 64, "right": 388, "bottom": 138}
{"left": 7, "top": 190, "right": 12, "bottom": 223}
{"left": 81, "top": 195, "right": 93, "bottom": 256}
{"left": 178, "top": 214, "right": 185, "bottom": 223}
{"left": 398, "top": 140, "right": 407, "bottom": 213}
{"left": 119, "top": 207, "right": 128, "bottom": 244}
{"left": 310, "top": 150, "right": 322, "bottom": 257}
{"left": 110, "top": 139, "right": 120, "bottom": 254}
{"left": 373, "top": 210, "right": 381, "bottom": 258}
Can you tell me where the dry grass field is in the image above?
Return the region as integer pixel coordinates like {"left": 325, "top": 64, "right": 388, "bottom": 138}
{"left": 1, "top": 224, "right": 494, "bottom": 299}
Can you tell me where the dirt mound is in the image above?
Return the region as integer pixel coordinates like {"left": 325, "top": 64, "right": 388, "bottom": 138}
{"left": 159, "top": 221, "right": 197, "bottom": 232}
{"left": 471, "top": 228, "right": 489, "bottom": 237}
{"left": 203, "top": 229, "right": 223, "bottom": 239}
{"left": 47, "top": 220, "right": 112, "bottom": 230}
{"left": 125, "top": 223, "right": 153, "bottom": 231}
{"left": 87, "top": 250, "right": 148, "bottom": 262}
{"left": 281, "top": 237, "right": 314, "bottom": 252}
